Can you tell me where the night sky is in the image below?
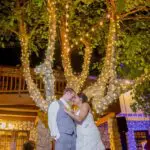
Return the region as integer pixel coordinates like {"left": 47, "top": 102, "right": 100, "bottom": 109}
{"left": 0, "top": 47, "right": 45, "bottom": 67}
{"left": 0, "top": 46, "right": 100, "bottom": 75}
{"left": 0, "top": 48, "right": 21, "bottom": 66}
{"left": 0, "top": 47, "right": 88, "bottom": 70}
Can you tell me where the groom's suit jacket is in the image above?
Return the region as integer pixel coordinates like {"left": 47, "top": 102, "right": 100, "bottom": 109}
{"left": 48, "top": 99, "right": 76, "bottom": 140}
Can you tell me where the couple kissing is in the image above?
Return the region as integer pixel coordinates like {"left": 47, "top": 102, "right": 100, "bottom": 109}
{"left": 48, "top": 88, "right": 105, "bottom": 150}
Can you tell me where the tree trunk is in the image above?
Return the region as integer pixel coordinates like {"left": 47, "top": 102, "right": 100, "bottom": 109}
{"left": 84, "top": 8, "right": 118, "bottom": 113}
{"left": 59, "top": 16, "right": 92, "bottom": 93}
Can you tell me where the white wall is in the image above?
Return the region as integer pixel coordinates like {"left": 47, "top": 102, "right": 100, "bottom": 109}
{"left": 119, "top": 91, "right": 143, "bottom": 114}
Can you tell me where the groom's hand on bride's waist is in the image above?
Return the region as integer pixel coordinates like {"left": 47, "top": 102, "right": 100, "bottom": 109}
{"left": 51, "top": 136, "right": 56, "bottom": 139}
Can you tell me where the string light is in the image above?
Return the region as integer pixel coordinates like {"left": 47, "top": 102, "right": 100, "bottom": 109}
{"left": 29, "top": 127, "right": 38, "bottom": 142}
{"left": 21, "top": 35, "right": 48, "bottom": 112}
{"left": 85, "top": 33, "right": 89, "bottom": 37}
{"left": 63, "top": 13, "right": 107, "bottom": 54}
{"left": 107, "top": 14, "right": 110, "bottom": 18}
{"left": 83, "top": 12, "right": 148, "bottom": 114}
{"left": 80, "top": 38, "right": 83, "bottom": 41}
{"left": 84, "top": 13, "right": 118, "bottom": 113}
{"left": 42, "top": 0, "right": 56, "bottom": 102}
{"left": 19, "top": 1, "right": 150, "bottom": 115}
{"left": 20, "top": 0, "right": 57, "bottom": 112}
{"left": 0, "top": 120, "right": 34, "bottom": 130}
{"left": 91, "top": 28, "right": 95, "bottom": 32}
{"left": 60, "top": 3, "right": 93, "bottom": 93}
{"left": 65, "top": 4, "right": 69, "bottom": 9}
{"left": 100, "top": 21, "right": 103, "bottom": 26}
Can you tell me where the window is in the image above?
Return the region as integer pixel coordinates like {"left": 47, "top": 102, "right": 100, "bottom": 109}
{"left": 0, "top": 130, "right": 29, "bottom": 150}
{"left": 134, "top": 130, "right": 148, "bottom": 150}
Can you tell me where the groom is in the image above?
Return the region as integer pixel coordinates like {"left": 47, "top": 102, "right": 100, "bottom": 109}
{"left": 48, "top": 88, "right": 76, "bottom": 150}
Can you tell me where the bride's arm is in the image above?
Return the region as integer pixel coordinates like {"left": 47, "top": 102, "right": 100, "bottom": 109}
{"left": 65, "top": 103, "right": 89, "bottom": 123}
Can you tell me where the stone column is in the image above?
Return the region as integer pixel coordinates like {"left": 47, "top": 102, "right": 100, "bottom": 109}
{"left": 108, "top": 117, "right": 122, "bottom": 150}
{"left": 36, "top": 120, "right": 52, "bottom": 150}
{"left": 30, "top": 126, "right": 38, "bottom": 142}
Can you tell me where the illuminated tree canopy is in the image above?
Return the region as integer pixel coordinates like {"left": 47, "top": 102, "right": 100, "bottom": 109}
{"left": 0, "top": 0, "right": 150, "bottom": 114}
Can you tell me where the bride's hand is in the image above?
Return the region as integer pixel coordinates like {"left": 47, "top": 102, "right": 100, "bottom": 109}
{"left": 64, "top": 107, "right": 73, "bottom": 115}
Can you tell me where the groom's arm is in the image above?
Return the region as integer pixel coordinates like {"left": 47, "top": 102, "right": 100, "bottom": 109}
{"left": 48, "top": 101, "right": 60, "bottom": 140}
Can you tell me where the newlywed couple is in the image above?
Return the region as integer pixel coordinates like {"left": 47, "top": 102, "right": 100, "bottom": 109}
{"left": 48, "top": 88, "right": 105, "bottom": 150}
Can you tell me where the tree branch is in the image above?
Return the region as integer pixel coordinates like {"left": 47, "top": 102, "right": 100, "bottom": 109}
{"left": 74, "top": 16, "right": 107, "bottom": 44}
{"left": 17, "top": 0, "right": 48, "bottom": 112}
{"left": 122, "top": 16, "right": 150, "bottom": 21}
{"left": 29, "top": 21, "right": 44, "bottom": 39}
{"left": 7, "top": 27, "right": 19, "bottom": 36}
{"left": 60, "top": 15, "right": 93, "bottom": 92}
{"left": 120, "top": 6, "right": 148, "bottom": 19}
{"left": 119, "top": 70, "right": 150, "bottom": 93}
{"left": 84, "top": 14, "right": 117, "bottom": 103}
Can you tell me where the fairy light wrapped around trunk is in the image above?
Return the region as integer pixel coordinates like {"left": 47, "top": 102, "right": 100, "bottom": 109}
{"left": 18, "top": 0, "right": 150, "bottom": 115}
{"left": 84, "top": 10, "right": 118, "bottom": 113}
{"left": 60, "top": 3, "right": 92, "bottom": 93}
{"left": 34, "top": 0, "right": 56, "bottom": 102}
{"left": 20, "top": 0, "right": 57, "bottom": 112}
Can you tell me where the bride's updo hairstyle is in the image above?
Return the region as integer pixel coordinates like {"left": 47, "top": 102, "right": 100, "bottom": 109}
{"left": 77, "top": 93, "right": 88, "bottom": 103}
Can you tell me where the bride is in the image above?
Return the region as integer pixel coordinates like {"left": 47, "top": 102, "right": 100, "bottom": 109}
{"left": 65, "top": 93, "right": 105, "bottom": 150}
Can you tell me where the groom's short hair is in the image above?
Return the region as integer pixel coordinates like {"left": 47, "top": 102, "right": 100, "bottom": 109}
{"left": 64, "top": 88, "right": 75, "bottom": 94}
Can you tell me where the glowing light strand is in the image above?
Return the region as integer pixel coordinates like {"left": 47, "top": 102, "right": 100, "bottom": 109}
{"left": 20, "top": 0, "right": 58, "bottom": 112}
{"left": 60, "top": 3, "right": 93, "bottom": 93}
{"left": 84, "top": 13, "right": 118, "bottom": 113}
{"left": 20, "top": 35, "right": 48, "bottom": 111}
{"left": 35, "top": 0, "right": 56, "bottom": 102}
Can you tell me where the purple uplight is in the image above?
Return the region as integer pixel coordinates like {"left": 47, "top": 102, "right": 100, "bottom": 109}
{"left": 127, "top": 121, "right": 150, "bottom": 150}
{"left": 117, "top": 113, "right": 150, "bottom": 150}
{"left": 120, "top": 63, "right": 124, "bottom": 68}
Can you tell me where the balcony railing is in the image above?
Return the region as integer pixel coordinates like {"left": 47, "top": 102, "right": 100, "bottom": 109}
{"left": 0, "top": 66, "right": 66, "bottom": 95}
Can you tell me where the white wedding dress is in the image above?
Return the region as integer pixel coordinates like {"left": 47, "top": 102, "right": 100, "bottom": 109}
{"left": 76, "top": 110, "right": 105, "bottom": 150}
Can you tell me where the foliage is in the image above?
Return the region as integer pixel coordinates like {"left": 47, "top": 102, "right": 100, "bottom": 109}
{"left": 124, "top": 0, "right": 150, "bottom": 12}
{"left": 1, "top": 0, "right": 149, "bottom": 77}
{"left": 131, "top": 79, "right": 150, "bottom": 115}
{"left": 0, "top": 0, "right": 48, "bottom": 55}
{"left": 116, "top": 0, "right": 150, "bottom": 13}
{"left": 0, "top": 0, "right": 19, "bottom": 48}
{"left": 116, "top": 14, "right": 150, "bottom": 114}
{"left": 116, "top": 20, "right": 150, "bottom": 79}
{"left": 0, "top": 0, "right": 150, "bottom": 113}
{"left": 57, "top": 0, "right": 108, "bottom": 73}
